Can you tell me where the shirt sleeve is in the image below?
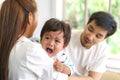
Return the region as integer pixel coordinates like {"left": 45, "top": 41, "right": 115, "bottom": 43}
{"left": 58, "top": 51, "right": 75, "bottom": 75}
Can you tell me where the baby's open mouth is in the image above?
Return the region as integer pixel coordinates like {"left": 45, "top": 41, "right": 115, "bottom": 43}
{"left": 46, "top": 48, "right": 53, "bottom": 54}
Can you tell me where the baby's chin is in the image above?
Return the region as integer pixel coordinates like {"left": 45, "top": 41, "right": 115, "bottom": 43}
{"left": 47, "top": 52, "right": 54, "bottom": 57}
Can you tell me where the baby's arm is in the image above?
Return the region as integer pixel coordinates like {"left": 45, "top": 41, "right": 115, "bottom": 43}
{"left": 54, "top": 59, "right": 71, "bottom": 75}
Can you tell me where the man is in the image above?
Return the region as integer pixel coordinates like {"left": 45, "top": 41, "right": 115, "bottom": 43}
{"left": 66, "top": 11, "right": 117, "bottom": 80}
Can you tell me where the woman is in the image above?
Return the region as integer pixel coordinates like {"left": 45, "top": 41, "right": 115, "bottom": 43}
{"left": 0, "top": 0, "right": 65, "bottom": 80}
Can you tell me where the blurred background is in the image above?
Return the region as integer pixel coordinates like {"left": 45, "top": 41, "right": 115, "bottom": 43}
{"left": 0, "top": 0, "right": 120, "bottom": 79}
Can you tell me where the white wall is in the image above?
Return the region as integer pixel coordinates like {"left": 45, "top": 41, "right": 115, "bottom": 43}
{"left": 34, "top": 0, "right": 63, "bottom": 38}
{"left": 34, "top": 0, "right": 52, "bottom": 38}
{"left": 0, "top": 0, "right": 3, "bottom": 4}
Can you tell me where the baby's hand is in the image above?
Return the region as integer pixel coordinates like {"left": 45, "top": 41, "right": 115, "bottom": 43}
{"left": 54, "top": 58, "right": 71, "bottom": 75}
{"left": 53, "top": 58, "right": 64, "bottom": 72}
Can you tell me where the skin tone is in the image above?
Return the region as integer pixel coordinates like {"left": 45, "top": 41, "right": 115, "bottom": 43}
{"left": 40, "top": 30, "right": 71, "bottom": 75}
{"left": 81, "top": 20, "right": 107, "bottom": 49}
{"left": 68, "top": 20, "right": 108, "bottom": 80}
{"left": 23, "top": 12, "right": 38, "bottom": 37}
{"left": 41, "top": 31, "right": 65, "bottom": 57}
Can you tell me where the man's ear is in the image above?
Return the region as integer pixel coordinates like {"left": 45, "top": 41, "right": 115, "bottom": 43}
{"left": 28, "top": 12, "right": 33, "bottom": 25}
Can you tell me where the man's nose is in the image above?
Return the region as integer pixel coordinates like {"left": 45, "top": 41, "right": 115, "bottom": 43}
{"left": 88, "top": 34, "right": 95, "bottom": 41}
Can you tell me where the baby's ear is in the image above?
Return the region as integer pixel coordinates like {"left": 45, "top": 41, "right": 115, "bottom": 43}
{"left": 63, "top": 45, "right": 67, "bottom": 49}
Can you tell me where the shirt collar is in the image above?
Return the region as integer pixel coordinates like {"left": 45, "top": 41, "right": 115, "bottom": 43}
{"left": 18, "top": 36, "right": 31, "bottom": 42}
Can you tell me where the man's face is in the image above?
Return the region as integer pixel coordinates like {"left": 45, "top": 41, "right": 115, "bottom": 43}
{"left": 40, "top": 30, "right": 65, "bottom": 57}
{"left": 81, "top": 20, "right": 108, "bottom": 49}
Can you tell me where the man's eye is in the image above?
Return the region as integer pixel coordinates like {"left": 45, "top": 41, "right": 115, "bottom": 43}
{"left": 96, "top": 35, "right": 102, "bottom": 39}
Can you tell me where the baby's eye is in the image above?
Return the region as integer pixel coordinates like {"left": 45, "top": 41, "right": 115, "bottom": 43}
{"left": 45, "top": 36, "right": 50, "bottom": 40}
{"left": 55, "top": 40, "right": 60, "bottom": 43}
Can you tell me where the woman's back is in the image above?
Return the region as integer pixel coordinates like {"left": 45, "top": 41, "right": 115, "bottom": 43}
{"left": 9, "top": 36, "right": 54, "bottom": 80}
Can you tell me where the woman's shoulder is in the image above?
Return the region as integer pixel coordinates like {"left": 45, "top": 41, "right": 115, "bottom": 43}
{"left": 15, "top": 36, "right": 42, "bottom": 52}
{"left": 15, "top": 36, "right": 50, "bottom": 60}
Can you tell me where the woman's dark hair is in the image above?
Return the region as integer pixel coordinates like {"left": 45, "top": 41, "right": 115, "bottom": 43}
{"left": 0, "top": 0, "right": 37, "bottom": 80}
{"left": 87, "top": 11, "right": 117, "bottom": 38}
{"left": 40, "top": 18, "right": 71, "bottom": 47}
